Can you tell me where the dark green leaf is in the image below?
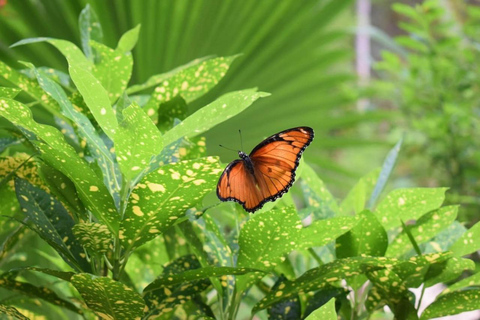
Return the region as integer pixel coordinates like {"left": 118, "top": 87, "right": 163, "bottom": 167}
{"left": 0, "top": 304, "right": 29, "bottom": 320}
{"left": 72, "top": 222, "right": 113, "bottom": 255}
{"left": 15, "top": 178, "right": 90, "bottom": 272}
{"left": 267, "top": 276, "right": 301, "bottom": 320}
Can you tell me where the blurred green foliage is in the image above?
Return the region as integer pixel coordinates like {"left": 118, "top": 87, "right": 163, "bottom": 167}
{"left": 373, "top": 0, "right": 480, "bottom": 223}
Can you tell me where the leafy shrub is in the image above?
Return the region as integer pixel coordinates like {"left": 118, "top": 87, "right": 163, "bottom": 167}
{"left": 373, "top": 0, "right": 480, "bottom": 223}
{"left": 0, "top": 5, "right": 479, "bottom": 320}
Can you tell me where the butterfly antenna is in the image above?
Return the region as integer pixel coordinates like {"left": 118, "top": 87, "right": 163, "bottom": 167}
{"left": 239, "top": 129, "right": 244, "bottom": 151}
{"left": 219, "top": 144, "right": 238, "bottom": 152}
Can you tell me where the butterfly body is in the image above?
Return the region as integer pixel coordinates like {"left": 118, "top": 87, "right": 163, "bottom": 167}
{"left": 217, "top": 127, "right": 314, "bottom": 213}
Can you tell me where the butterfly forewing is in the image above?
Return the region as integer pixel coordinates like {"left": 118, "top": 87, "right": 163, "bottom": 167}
{"left": 217, "top": 127, "right": 314, "bottom": 212}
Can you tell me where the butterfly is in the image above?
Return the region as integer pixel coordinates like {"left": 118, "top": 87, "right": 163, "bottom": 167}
{"left": 217, "top": 126, "right": 314, "bottom": 213}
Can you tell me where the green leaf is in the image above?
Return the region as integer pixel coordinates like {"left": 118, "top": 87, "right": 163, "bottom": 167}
{"left": 162, "top": 89, "right": 269, "bottom": 146}
{"left": 449, "top": 220, "right": 480, "bottom": 256}
{"left": 30, "top": 63, "right": 121, "bottom": 203}
{"left": 336, "top": 210, "right": 388, "bottom": 258}
{"left": 300, "top": 163, "right": 339, "bottom": 217}
{"left": 340, "top": 168, "right": 380, "bottom": 215}
{"left": 8, "top": 266, "right": 75, "bottom": 282}
{"left": 143, "top": 254, "right": 210, "bottom": 319}
{"left": 143, "top": 266, "right": 263, "bottom": 294}
{"left": 420, "top": 289, "right": 480, "bottom": 320}
{"left": 0, "top": 61, "right": 58, "bottom": 113}
{"left": 72, "top": 222, "right": 113, "bottom": 255}
{"left": 386, "top": 206, "right": 458, "bottom": 257}
{"left": 0, "top": 277, "right": 83, "bottom": 314}
{"left": 267, "top": 276, "right": 301, "bottom": 320}
{"left": 237, "top": 206, "right": 303, "bottom": 271}
{"left": 71, "top": 273, "right": 145, "bottom": 320}
{"left": 300, "top": 216, "right": 359, "bottom": 249}
{"left": 117, "top": 25, "right": 141, "bottom": 53}
{"left": 253, "top": 256, "right": 397, "bottom": 313}
{"left": 425, "top": 257, "right": 475, "bottom": 287}
{"left": 442, "top": 271, "right": 480, "bottom": 295}
{"left": 304, "top": 299, "right": 337, "bottom": 320}
{"left": 15, "top": 178, "right": 90, "bottom": 272}
{"left": 157, "top": 95, "right": 188, "bottom": 132}
{"left": 113, "top": 103, "right": 163, "bottom": 184}
{"left": 91, "top": 40, "right": 133, "bottom": 104}
{"left": 120, "top": 157, "right": 221, "bottom": 252}
{"left": 69, "top": 65, "right": 118, "bottom": 139}
{"left": 368, "top": 138, "right": 402, "bottom": 209}
{"left": 0, "top": 87, "right": 21, "bottom": 98}
{"left": 0, "top": 304, "right": 29, "bottom": 320}
{"left": 79, "top": 4, "right": 103, "bottom": 59}
{"left": 373, "top": 188, "right": 447, "bottom": 230}
{"left": 12, "top": 38, "right": 91, "bottom": 70}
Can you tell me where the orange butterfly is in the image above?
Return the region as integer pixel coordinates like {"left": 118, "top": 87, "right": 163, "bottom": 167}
{"left": 217, "top": 127, "right": 314, "bottom": 213}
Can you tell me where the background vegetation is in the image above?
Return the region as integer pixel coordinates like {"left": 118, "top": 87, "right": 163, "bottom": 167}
{"left": 0, "top": 0, "right": 479, "bottom": 319}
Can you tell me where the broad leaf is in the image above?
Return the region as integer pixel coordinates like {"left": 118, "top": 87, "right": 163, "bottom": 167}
{"left": 300, "top": 216, "right": 359, "bottom": 249}
{"left": 305, "top": 299, "right": 337, "bottom": 320}
{"left": 162, "top": 89, "right": 269, "bottom": 146}
{"left": 386, "top": 206, "right": 458, "bottom": 257}
{"left": 121, "top": 157, "right": 221, "bottom": 251}
{"left": 72, "top": 222, "right": 113, "bottom": 255}
{"left": 340, "top": 168, "right": 380, "bottom": 215}
{"left": 79, "top": 4, "right": 103, "bottom": 59}
{"left": 442, "top": 271, "right": 480, "bottom": 295}
{"left": 117, "top": 25, "right": 141, "bottom": 53}
{"left": 15, "top": 178, "right": 90, "bottom": 272}
{"left": 449, "top": 220, "right": 480, "bottom": 257}
{"left": 373, "top": 188, "right": 447, "bottom": 230}
{"left": 267, "top": 276, "right": 301, "bottom": 320}
{"left": 71, "top": 273, "right": 145, "bottom": 320}
{"left": 336, "top": 210, "right": 388, "bottom": 258}
{"left": 0, "top": 87, "right": 21, "bottom": 98}
{"left": 424, "top": 257, "right": 475, "bottom": 287}
{"left": 420, "top": 289, "right": 480, "bottom": 320}
{"left": 300, "top": 163, "right": 339, "bottom": 217}
{"left": 113, "top": 103, "right": 163, "bottom": 184}
{"left": 237, "top": 206, "right": 303, "bottom": 271}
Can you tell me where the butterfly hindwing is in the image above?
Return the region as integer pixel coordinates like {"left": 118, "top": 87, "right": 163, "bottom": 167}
{"left": 217, "top": 127, "right": 314, "bottom": 213}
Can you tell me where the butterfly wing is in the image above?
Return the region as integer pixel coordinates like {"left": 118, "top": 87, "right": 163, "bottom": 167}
{"left": 248, "top": 126, "right": 314, "bottom": 207}
{"left": 217, "top": 160, "right": 266, "bottom": 212}
{"left": 217, "top": 127, "right": 314, "bottom": 213}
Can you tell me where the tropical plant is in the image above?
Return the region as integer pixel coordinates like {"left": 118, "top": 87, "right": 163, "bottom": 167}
{"left": 372, "top": 0, "right": 480, "bottom": 223}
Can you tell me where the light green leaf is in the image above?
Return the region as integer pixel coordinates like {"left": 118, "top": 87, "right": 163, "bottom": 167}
{"left": 12, "top": 38, "right": 91, "bottom": 70}
{"left": 79, "top": 4, "right": 103, "bottom": 59}
{"left": 340, "top": 168, "right": 380, "bottom": 215}
{"left": 0, "top": 87, "right": 21, "bottom": 98}
{"left": 117, "top": 25, "right": 141, "bottom": 53}
{"left": 449, "top": 220, "right": 480, "bottom": 256}
{"left": 0, "top": 99, "right": 118, "bottom": 231}
{"left": 162, "top": 89, "right": 269, "bottom": 146}
{"left": 30, "top": 63, "right": 121, "bottom": 202}
{"left": 71, "top": 273, "right": 145, "bottom": 320}
{"left": 368, "top": 138, "right": 402, "bottom": 209}
{"left": 300, "top": 216, "right": 359, "bottom": 249}
{"left": 113, "top": 103, "right": 163, "bottom": 184}
{"left": 120, "top": 157, "right": 222, "bottom": 252}
{"left": 425, "top": 257, "right": 475, "bottom": 287}
{"left": 305, "top": 299, "right": 337, "bottom": 320}
{"left": 69, "top": 65, "right": 118, "bottom": 139}
{"left": 237, "top": 206, "right": 303, "bottom": 271}
{"left": 387, "top": 206, "right": 458, "bottom": 257}
{"left": 374, "top": 188, "right": 447, "bottom": 230}
{"left": 442, "top": 271, "right": 480, "bottom": 295}
{"left": 301, "top": 163, "right": 339, "bottom": 217}
{"left": 0, "top": 61, "right": 58, "bottom": 112}
{"left": 420, "top": 289, "right": 480, "bottom": 320}
{"left": 336, "top": 210, "right": 388, "bottom": 258}
{"left": 91, "top": 40, "right": 133, "bottom": 104}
